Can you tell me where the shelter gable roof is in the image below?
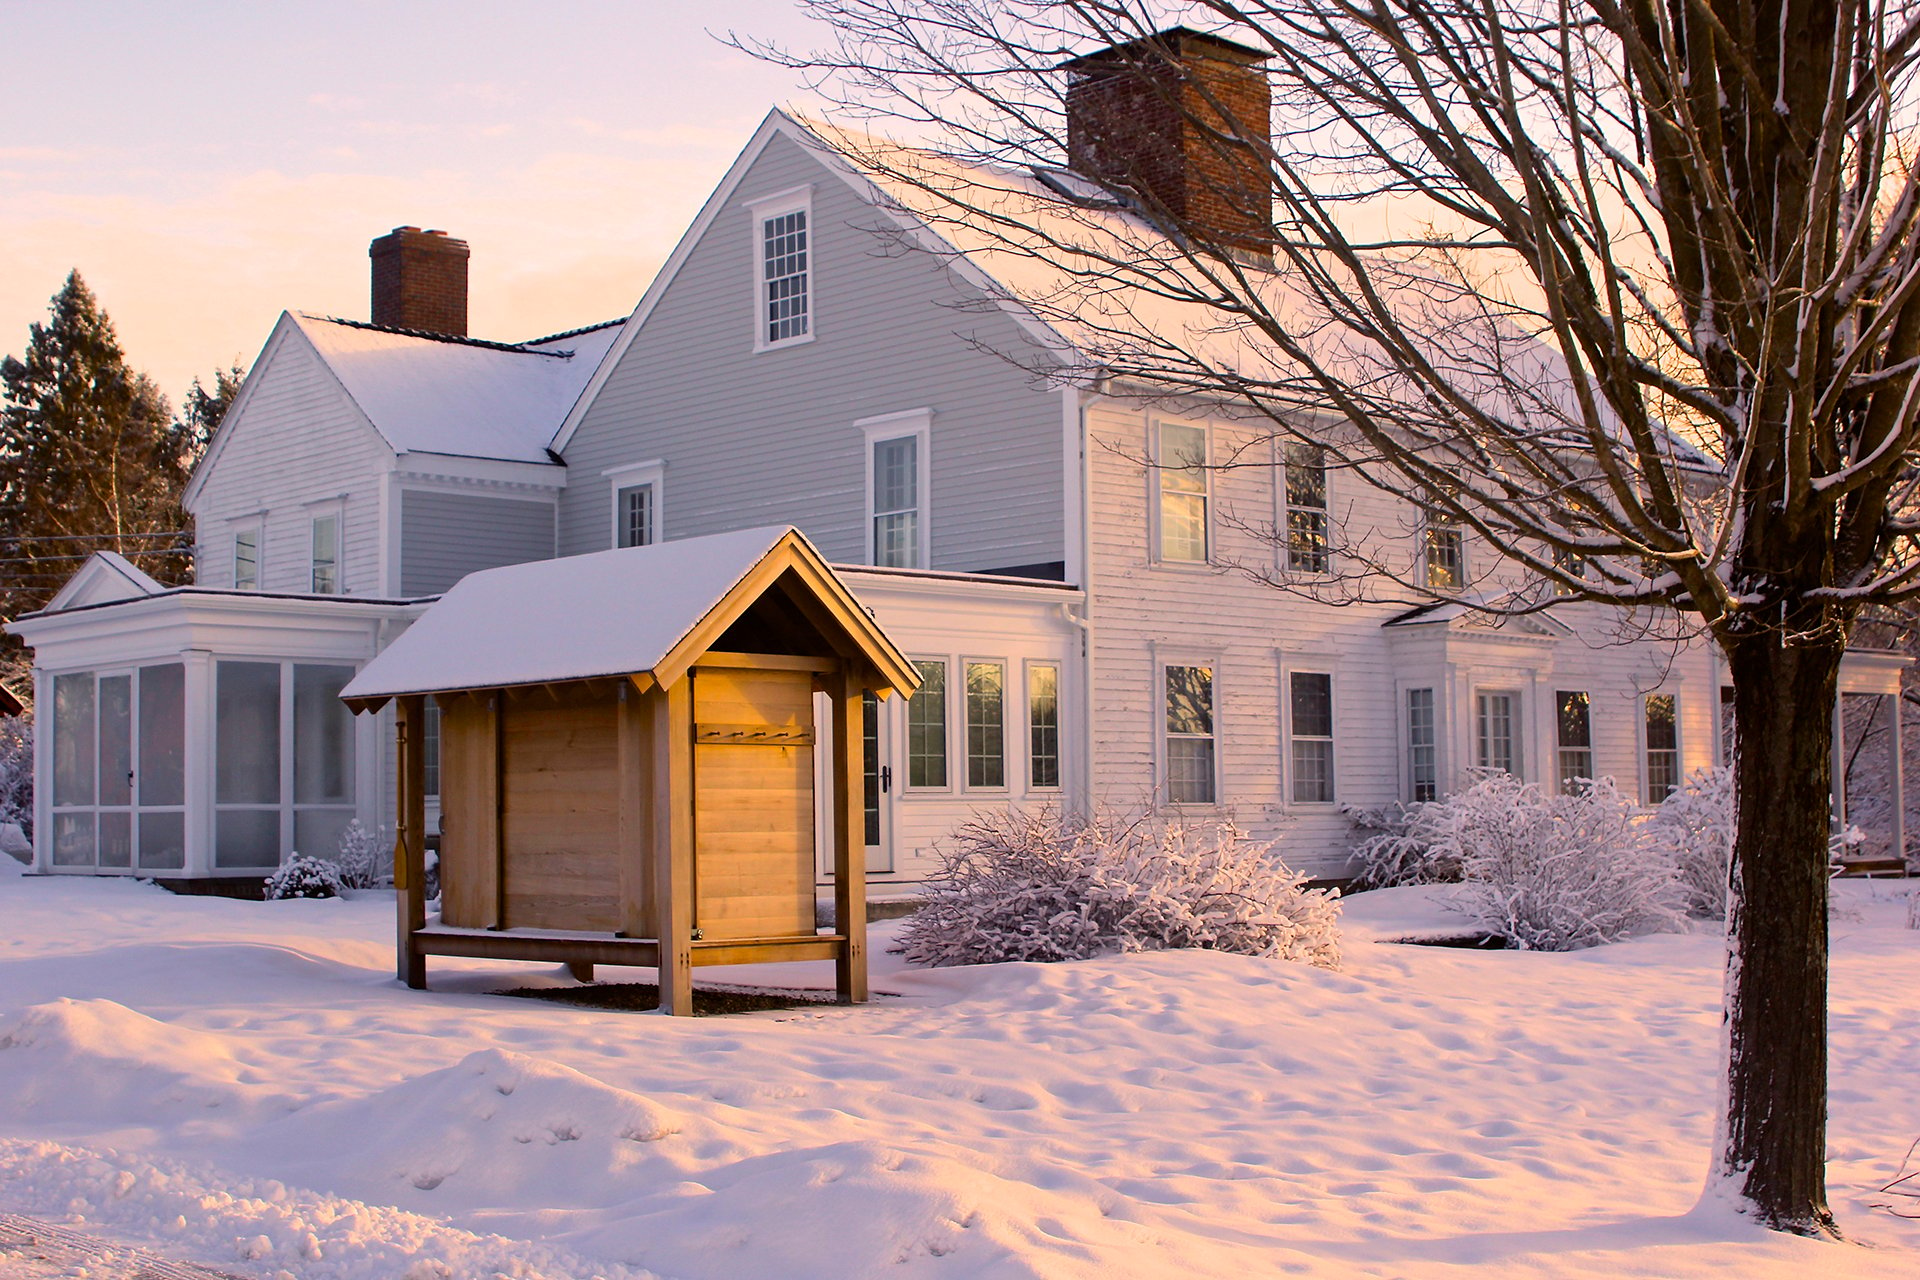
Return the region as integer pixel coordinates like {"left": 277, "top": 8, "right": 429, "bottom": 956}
{"left": 340, "top": 527, "right": 918, "bottom": 709}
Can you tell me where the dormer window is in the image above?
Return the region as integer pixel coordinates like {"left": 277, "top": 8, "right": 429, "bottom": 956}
{"left": 750, "top": 187, "right": 814, "bottom": 351}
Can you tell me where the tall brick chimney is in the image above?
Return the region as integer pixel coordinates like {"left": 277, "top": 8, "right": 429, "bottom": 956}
{"left": 1063, "top": 27, "right": 1273, "bottom": 257}
{"left": 369, "top": 226, "right": 470, "bottom": 336}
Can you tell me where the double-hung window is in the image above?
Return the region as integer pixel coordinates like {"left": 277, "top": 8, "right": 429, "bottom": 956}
{"left": 1406, "top": 688, "right": 1437, "bottom": 801}
{"left": 907, "top": 659, "right": 948, "bottom": 789}
{"left": 1645, "top": 694, "right": 1679, "bottom": 803}
{"left": 1475, "top": 691, "right": 1518, "bottom": 774}
{"left": 1556, "top": 690, "right": 1593, "bottom": 792}
{"left": 1164, "top": 664, "right": 1216, "bottom": 804}
{"left": 617, "top": 484, "right": 654, "bottom": 548}
{"left": 965, "top": 661, "right": 1006, "bottom": 789}
{"left": 1156, "top": 422, "right": 1209, "bottom": 563}
{"left": 752, "top": 189, "right": 813, "bottom": 349}
{"left": 1288, "top": 671, "right": 1334, "bottom": 802}
{"left": 1028, "top": 662, "right": 1061, "bottom": 790}
{"left": 605, "top": 460, "right": 664, "bottom": 550}
{"left": 310, "top": 513, "right": 339, "bottom": 594}
{"left": 1423, "top": 492, "right": 1463, "bottom": 590}
{"left": 233, "top": 524, "right": 260, "bottom": 590}
{"left": 862, "top": 410, "right": 929, "bottom": 569}
{"left": 1284, "top": 443, "right": 1331, "bottom": 573}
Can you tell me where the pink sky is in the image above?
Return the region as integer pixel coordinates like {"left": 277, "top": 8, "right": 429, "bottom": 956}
{"left": 0, "top": 1, "right": 824, "bottom": 404}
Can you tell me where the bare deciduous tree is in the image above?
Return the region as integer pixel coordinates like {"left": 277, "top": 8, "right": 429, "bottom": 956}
{"left": 748, "top": 0, "right": 1920, "bottom": 1235}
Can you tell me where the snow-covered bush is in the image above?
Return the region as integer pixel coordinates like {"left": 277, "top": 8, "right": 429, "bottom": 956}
{"left": 263, "top": 853, "right": 344, "bottom": 901}
{"left": 1346, "top": 800, "right": 1462, "bottom": 889}
{"left": 895, "top": 804, "right": 1341, "bottom": 969}
{"left": 1651, "top": 767, "right": 1735, "bottom": 918}
{"left": 333, "top": 819, "right": 388, "bottom": 889}
{"left": 0, "top": 708, "right": 31, "bottom": 841}
{"left": 1427, "top": 773, "right": 1687, "bottom": 950}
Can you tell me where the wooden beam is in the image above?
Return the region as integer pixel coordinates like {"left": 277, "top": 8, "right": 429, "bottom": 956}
{"left": 412, "top": 925, "right": 661, "bottom": 968}
{"left": 690, "top": 934, "right": 845, "bottom": 966}
{"left": 832, "top": 667, "right": 869, "bottom": 1004}
{"left": 694, "top": 650, "right": 838, "bottom": 674}
{"left": 395, "top": 695, "right": 428, "bottom": 989}
{"left": 650, "top": 677, "right": 695, "bottom": 1015}
{"left": 617, "top": 679, "right": 650, "bottom": 940}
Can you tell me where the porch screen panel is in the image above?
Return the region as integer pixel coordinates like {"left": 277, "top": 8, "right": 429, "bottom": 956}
{"left": 138, "top": 663, "right": 185, "bottom": 807}
{"left": 139, "top": 811, "right": 186, "bottom": 871}
{"left": 97, "top": 810, "right": 132, "bottom": 868}
{"left": 52, "top": 673, "right": 95, "bottom": 808}
{"left": 97, "top": 675, "right": 132, "bottom": 808}
{"left": 52, "top": 813, "right": 93, "bottom": 868}
{"left": 294, "top": 665, "right": 356, "bottom": 804}
{"left": 216, "top": 661, "right": 281, "bottom": 868}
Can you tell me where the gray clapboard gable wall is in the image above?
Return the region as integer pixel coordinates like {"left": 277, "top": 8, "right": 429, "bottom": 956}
{"left": 398, "top": 489, "right": 557, "bottom": 597}
{"left": 556, "top": 130, "right": 1069, "bottom": 573}
{"left": 187, "top": 318, "right": 389, "bottom": 596}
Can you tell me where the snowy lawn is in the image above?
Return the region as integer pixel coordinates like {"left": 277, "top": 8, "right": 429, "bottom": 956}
{"left": 0, "top": 864, "right": 1916, "bottom": 1279}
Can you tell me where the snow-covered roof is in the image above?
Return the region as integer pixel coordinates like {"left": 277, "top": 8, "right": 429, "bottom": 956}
{"left": 40, "top": 551, "right": 166, "bottom": 613}
{"left": 341, "top": 526, "right": 919, "bottom": 705}
{"left": 295, "top": 314, "right": 623, "bottom": 465}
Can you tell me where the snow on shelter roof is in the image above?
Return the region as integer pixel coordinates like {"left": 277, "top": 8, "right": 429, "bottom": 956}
{"left": 295, "top": 313, "right": 622, "bottom": 464}
{"left": 340, "top": 526, "right": 919, "bottom": 707}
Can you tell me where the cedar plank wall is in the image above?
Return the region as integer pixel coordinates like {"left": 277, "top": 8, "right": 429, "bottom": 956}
{"left": 1082, "top": 401, "right": 1720, "bottom": 877}
{"left": 187, "top": 327, "right": 388, "bottom": 595}
{"left": 556, "top": 133, "right": 1067, "bottom": 572}
{"left": 399, "top": 490, "right": 557, "bottom": 597}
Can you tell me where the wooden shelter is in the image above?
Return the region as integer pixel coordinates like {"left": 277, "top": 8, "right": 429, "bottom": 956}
{"left": 340, "top": 527, "right": 919, "bottom": 1013}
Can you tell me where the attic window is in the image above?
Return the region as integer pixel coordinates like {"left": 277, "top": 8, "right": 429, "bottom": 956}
{"left": 750, "top": 187, "right": 814, "bottom": 351}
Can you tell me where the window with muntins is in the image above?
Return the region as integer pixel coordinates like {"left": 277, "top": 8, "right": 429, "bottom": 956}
{"left": 1719, "top": 685, "right": 1736, "bottom": 766}
{"left": 872, "top": 434, "right": 920, "bottom": 568}
{"left": 1284, "top": 443, "right": 1330, "bottom": 573}
{"left": 310, "top": 514, "right": 339, "bottom": 594}
{"left": 1645, "top": 693, "right": 1679, "bottom": 803}
{"left": 965, "top": 661, "right": 1005, "bottom": 789}
{"left": 50, "top": 664, "right": 186, "bottom": 872}
{"left": 233, "top": 528, "right": 259, "bottom": 590}
{"left": 1476, "top": 691, "right": 1517, "bottom": 774}
{"left": 617, "top": 483, "right": 654, "bottom": 549}
{"left": 907, "top": 659, "right": 948, "bottom": 788}
{"left": 1289, "top": 671, "right": 1334, "bottom": 802}
{"left": 1157, "top": 423, "right": 1209, "bottom": 563}
{"left": 1424, "top": 505, "right": 1463, "bottom": 590}
{"left": 1556, "top": 690, "right": 1593, "bottom": 792}
{"left": 1165, "top": 664, "right": 1216, "bottom": 804}
{"left": 762, "top": 209, "right": 809, "bottom": 345}
{"left": 1028, "top": 663, "right": 1060, "bottom": 790}
{"left": 1407, "top": 687, "right": 1437, "bottom": 801}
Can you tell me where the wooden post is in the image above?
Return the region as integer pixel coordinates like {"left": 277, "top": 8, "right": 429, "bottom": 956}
{"left": 566, "top": 961, "right": 595, "bottom": 983}
{"left": 395, "top": 695, "right": 428, "bottom": 989}
{"left": 833, "top": 667, "right": 869, "bottom": 1004}
{"left": 651, "top": 677, "right": 695, "bottom": 1015}
{"left": 617, "top": 680, "right": 651, "bottom": 939}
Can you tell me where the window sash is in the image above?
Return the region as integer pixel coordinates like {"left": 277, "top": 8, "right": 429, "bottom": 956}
{"left": 233, "top": 528, "right": 259, "bottom": 589}
{"left": 1028, "top": 663, "right": 1060, "bottom": 790}
{"left": 310, "top": 515, "right": 339, "bottom": 594}
{"left": 1289, "top": 671, "right": 1334, "bottom": 803}
{"left": 617, "top": 483, "right": 654, "bottom": 548}
{"left": 1284, "top": 443, "right": 1330, "bottom": 573}
{"left": 1475, "top": 692, "right": 1516, "bottom": 774}
{"left": 762, "top": 209, "right": 810, "bottom": 344}
{"left": 1164, "top": 664, "right": 1216, "bottom": 804}
{"left": 1425, "top": 521, "right": 1463, "bottom": 590}
{"left": 1556, "top": 690, "right": 1593, "bottom": 793}
{"left": 1407, "top": 687, "right": 1437, "bottom": 801}
{"left": 1645, "top": 694, "right": 1679, "bottom": 803}
{"left": 906, "top": 659, "right": 948, "bottom": 788}
{"left": 871, "top": 434, "right": 921, "bottom": 568}
{"left": 965, "top": 661, "right": 1005, "bottom": 789}
{"left": 1157, "top": 424, "right": 1209, "bottom": 562}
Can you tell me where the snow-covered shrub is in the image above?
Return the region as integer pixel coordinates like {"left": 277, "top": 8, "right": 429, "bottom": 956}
{"left": 895, "top": 804, "right": 1341, "bottom": 969}
{"left": 263, "top": 853, "right": 343, "bottom": 900}
{"left": 1346, "top": 800, "right": 1463, "bottom": 889}
{"left": 0, "top": 708, "right": 31, "bottom": 841}
{"left": 333, "top": 819, "right": 388, "bottom": 889}
{"left": 1651, "top": 767, "right": 1735, "bottom": 918}
{"left": 1432, "top": 773, "right": 1687, "bottom": 950}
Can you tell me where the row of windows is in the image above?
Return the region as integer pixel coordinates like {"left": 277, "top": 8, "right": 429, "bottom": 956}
{"left": 1152, "top": 422, "right": 1465, "bottom": 589}
{"left": 1417, "top": 686, "right": 1680, "bottom": 805}
{"left": 228, "top": 513, "right": 341, "bottom": 594}
{"left": 901, "top": 657, "right": 1061, "bottom": 793}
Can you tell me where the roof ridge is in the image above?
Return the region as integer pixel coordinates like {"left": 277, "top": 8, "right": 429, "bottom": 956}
{"left": 521, "top": 318, "right": 627, "bottom": 346}
{"left": 298, "top": 314, "right": 568, "bottom": 357}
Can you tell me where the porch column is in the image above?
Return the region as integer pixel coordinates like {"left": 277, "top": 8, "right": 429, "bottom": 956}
{"left": 181, "top": 650, "right": 214, "bottom": 878}
{"left": 833, "top": 668, "right": 868, "bottom": 1004}
{"left": 1894, "top": 693, "right": 1907, "bottom": 864}
{"left": 30, "top": 664, "right": 49, "bottom": 872}
{"left": 650, "top": 678, "right": 694, "bottom": 1016}
{"left": 395, "top": 695, "right": 427, "bottom": 988}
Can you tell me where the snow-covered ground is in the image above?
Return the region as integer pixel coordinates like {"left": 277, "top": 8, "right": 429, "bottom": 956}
{"left": 0, "top": 861, "right": 1915, "bottom": 1279}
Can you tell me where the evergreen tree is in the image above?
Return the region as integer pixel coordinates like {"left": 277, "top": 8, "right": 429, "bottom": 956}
{"left": 0, "top": 272, "right": 191, "bottom": 622}
{"left": 171, "top": 361, "right": 244, "bottom": 463}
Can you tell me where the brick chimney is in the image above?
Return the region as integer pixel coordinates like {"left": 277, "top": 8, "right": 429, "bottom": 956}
{"left": 1063, "top": 27, "right": 1273, "bottom": 257}
{"left": 369, "top": 226, "right": 470, "bottom": 336}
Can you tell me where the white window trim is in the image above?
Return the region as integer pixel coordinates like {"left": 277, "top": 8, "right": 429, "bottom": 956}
{"left": 959, "top": 656, "right": 1010, "bottom": 794}
{"left": 1472, "top": 686, "right": 1524, "bottom": 778}
{"left": 305, "top": 500, "right": 345, "bottom": 595}
{"left": 1156, "top": 652, "right": 1222, "bottom": 809}
{"left": 1641, "top": 689, "right": 1683, "bottom": 806}
{"left": 748, "top": 184, "right": 816, "bottom": 353}
{"left": 1024, "top": 657, "right": 1064, "bottom": 793}
{"left": 1399, "top": 681, "right": 1441, "bottom": 803}
{"left": 603, "top": 459, "right": 665, "bottom": 549}
{"left": 229, "top": 517, "right": 263, "bottom": 590}
{"left": 1278, "top": 439, "right": 1333, "bottom": 576}
{"left": 904, "top": 654, "right": 955, "bottom": 794}
{"left": 1280, "top": 660, "right": 1338, "bottom": 807}
{"left": 860, "top": 409, "right": 932, "bottom": 569}
{"left": 1554, "top": 688, "right": 1596, "bottom": 794}
{"left": 1151, "top": 417, "right": 1212, "bottom": 568}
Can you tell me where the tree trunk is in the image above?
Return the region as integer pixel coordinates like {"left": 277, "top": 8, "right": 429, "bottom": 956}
{"left": 1718, "top": 628, "right": 1843, "bottom": 1236}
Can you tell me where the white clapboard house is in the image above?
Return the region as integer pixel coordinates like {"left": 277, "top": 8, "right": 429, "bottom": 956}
{"left": 12, "top": 29, "right": 1908, "bottom": 891}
